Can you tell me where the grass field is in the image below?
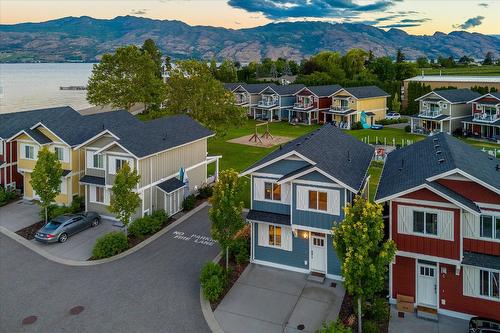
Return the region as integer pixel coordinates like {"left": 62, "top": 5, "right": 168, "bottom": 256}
{"left": 207, "top": 120, "right": 500, "bottom": 206}
{"left": 420, "top": 65, "right": 500, "bottom": 76}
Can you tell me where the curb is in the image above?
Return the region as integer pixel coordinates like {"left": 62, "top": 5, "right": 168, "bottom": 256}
{"left": 200, "top": 252, "right": 225, "bottom": 333}
{"left": 0, "top": 201, "right": 209, "bottom": 266}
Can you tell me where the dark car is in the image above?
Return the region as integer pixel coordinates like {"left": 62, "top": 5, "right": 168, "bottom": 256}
{"left": 469, "top": 317, "right": 500, "bottom": 333}
{"left": 35, "top": 212, "right": 101, "bottom": 243}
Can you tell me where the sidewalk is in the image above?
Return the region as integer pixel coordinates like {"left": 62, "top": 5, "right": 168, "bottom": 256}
{"left": 389, "top": 306, "right": 468, "bottom": 333}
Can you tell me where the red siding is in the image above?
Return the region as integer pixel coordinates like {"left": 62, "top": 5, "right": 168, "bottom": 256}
{"left": 439, "top": 264, "right": 500, "bottom": 320}
{"left": 473, "top": 97, "right": 500, "bottom": 114}
{"left": 297, "top": 89, "right": 313, "bottom": 97}
{"left": 463, "top": 238, "right": 500, "bottom": 256}
{"left": 0, "top": 140, "right": 23, "bottom": 189}
{"left": 392, "top": 255, "right": 415, "bottom": 299}
{"left": 392, "top": 201, "right": 460, "bottom": 260}
{"left": 436, "top": 179, "right": 500, "bottom": 205}
{"left": 318, "top": 96, "right": 332, "bottom": 110}
{"left": 402, "top": 188, "right": 449, "bottom": 203}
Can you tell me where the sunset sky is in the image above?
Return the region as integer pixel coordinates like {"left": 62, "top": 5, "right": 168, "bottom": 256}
{"left": 1, "top": 0, "right": 498, "bottom": 35}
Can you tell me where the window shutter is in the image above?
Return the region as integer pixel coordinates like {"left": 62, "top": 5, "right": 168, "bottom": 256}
{"left": 104, "top": 188, "right": 110, "bottom": 205}
{"left": 34, "top": 146, "right": 39, "bottom": 159}
{"left": 296, "top": 186, "right": 308, "bottom": 210}
{"left": 60, "top": 178, "right": 67, "bottom": 195}
{"left": 90, "top": 186, "right": 96, "bottom": 202}
{"left": 254, "top": 178, "right": 264, "bottom": 201}
{"left": 327, "top": 189, "right": 340, "bottom": 215}
{"left": 108, "top": 156, "right": 116, "bottom": 174}
{"left": 397, "top": 206, "right": 411, "bottom": 234}
{"left": 463, "top": 266, "right": 479, "bottom": 297}
{"left": 282, "top": 227, "right": 293, "bottom": 251}
{"left": 439, "top": 211, "right": 454, "bottom": 241}
{"left": 86, "top": 150, "right": 94, "bottom": 168}
{"left": 281, "top": 182, "right": 291, "bottom": 204}
{"left": 463, "top": 212, "right": 479, "bottom": 238}
{"left": 258, "top": 223, "right": 268, "bottom": 246}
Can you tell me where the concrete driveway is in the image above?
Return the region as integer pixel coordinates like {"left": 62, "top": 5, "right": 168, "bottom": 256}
{"left": 30, "top": 218, "right": 120, "bottom": 261}
{"left": 0, "top": 206, "right": 220, "bottom": 333}
{"left": 215, "top": 264, "right": 345, "bottom": 333}
{"left": 389, "top": 306, "right": 468, "bottom": 333}
{"left": 0, "top": 200, "right": 40, "bottom": 232}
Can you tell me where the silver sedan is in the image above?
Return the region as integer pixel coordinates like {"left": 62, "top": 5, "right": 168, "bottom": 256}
{"left": 35, "top": 212, "right": 101, "bottom": 243}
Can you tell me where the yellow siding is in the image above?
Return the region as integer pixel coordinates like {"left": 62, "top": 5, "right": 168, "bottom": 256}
{"left": 17, "top": 140, "right": 38, "bottom": 171}
{"left": 24, "top": 173, "right": 33, "bottom": 198}
{"left": 37, "top": 127, "right": 63, "bottom": 143}
{"left": 357, "top": 97, "right": 387, "bottom": 121}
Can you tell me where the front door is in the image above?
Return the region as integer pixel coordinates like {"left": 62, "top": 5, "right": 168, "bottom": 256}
{"left": 310, "top": 234, "right": 326, "bottom": 273}
{"left": 417, "top": 263, "right": 437, "bottom": 307}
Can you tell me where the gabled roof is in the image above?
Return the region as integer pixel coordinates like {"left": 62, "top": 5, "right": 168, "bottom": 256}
{"left": 467, "top": 92, "right": 500, "bottom": 104}
{"left": 375, "top": 133, "right": 500, "bottom": 202}
{"left": 242, "top": 83, "right": 276, "bottom": 94}
{"left": 19, "top": 128, "right": 53, "bottom": 145}
{"left": 223, "top": 82, "right": 244, "bottom": 92}
{"left": 246, "top": 210, "right": 291, "bottom": 226}
{"left": 426, "top": 181, "right": 480, "bottom": 213}
{"left": 341, "top": 86, "right": 390, "bottom": 99}
{"left": 242, "top": 124, "right": 373, "bottom": 193}
{"left": 299, "top": 85, "right": 342, "bottom": 97}
{"left": 417, "top": 89, "right": 481, "bottom": 104}
{"left": 269, "top": 84, "right": 305, "bottom": 95}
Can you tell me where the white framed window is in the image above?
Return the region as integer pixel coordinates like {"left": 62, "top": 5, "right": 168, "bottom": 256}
{"left": 90, "top": 186, "right": 109, "bottom": 205}
{"left": 413, "top": 211, "right": 438, "bottom": 236}
{"left": 93, "top": 154, "right": 104, "bottom": 169}
{"left": 268, "top": 225, "right": 282, "bottom": 247}
{"left": 109, "top": 156, "right": 132, "bottom": 174}
{"left": 264, "top": 182, "right": 281, "bottom": 201}
{"left": 397, "top": 205, "right": 453, "bottom": 240}
{"left": 480, "top": 269, "right": 500, "bottom": 300}
{"left": 480, "top": 215, "right": 500, "bottom": 240}
{"left": 22, "top": 144, "right": 36, "bottom": 160}
{"left": 308, "top": 190, "right": 327, "bottom": 212}
{"left": 53, "top": 146, "right": 68, "bottom": 162}
{"left": 257, "top": 223, "right": 292, "bottom": 251}
{"left": 296, "top": 185, "right": 339, "bottom": 215}
{"left": 253, "top": 178, "right": 290, "bottom": 204}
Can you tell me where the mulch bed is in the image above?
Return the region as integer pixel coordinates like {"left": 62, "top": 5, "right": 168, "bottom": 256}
{"left": 15, "top": 221, "right": 45, "bottom": 240}
{"left": 210, "top": 256, "right": 249, "bottom": 311}
{"left": 338, "top": 293, "right": 389, "bottom": 333}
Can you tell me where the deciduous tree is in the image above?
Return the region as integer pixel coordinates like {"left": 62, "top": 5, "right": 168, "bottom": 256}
{"left": 30, "top": 147, "right": 63, "bottom": 223}
{"left": 109, "top": 163, "right": 141, "bottom": 229}
{"left": 392, "top": 92, "right": 401, "bottom": 113}
{"left": 333, "top": 197, "right": 396, "bottom": 333}
{"left": 141, "top": 38, "right": 163, "bottom": 78}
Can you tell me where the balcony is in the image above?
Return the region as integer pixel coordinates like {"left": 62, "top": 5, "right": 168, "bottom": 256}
{"left": 329, "top": 105, "right": 352, "bottom": 113}
{"left": 293, "top": 102, "right": 314, "bottom": 110}
{"left": 257, "top": 98, "right": 278, "bottom": 108}
{"left": 235, "top": 97, "right": 249, "bottom": 105}
{"left": 418, "top": 109, "right": 442, "bottom": 118}
{"left": 473, "top": 112, "right": 499, "bottom": 123}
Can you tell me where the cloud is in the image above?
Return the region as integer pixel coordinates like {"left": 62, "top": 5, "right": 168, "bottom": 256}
{"left": 378, "top": 23, "right": 422, "bottom": 28}
{"left": 130, "top": 9, "right": 147, "bottom": 15}
{"left": 478, "top": 3, "right": 488, "bottom": 7}
{"left": 453, "top": 16, "right": 485, "bottom": 30}
{"left": 227, "top": 0, "right": 398, "bottom": 19}
{"left": 400, "top": 18, "right": 430, "bottom": 23}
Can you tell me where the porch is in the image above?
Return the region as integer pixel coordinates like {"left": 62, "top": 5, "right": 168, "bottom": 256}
{"left": 289, "top": 109, "right": 319, "bottom": 125}
{"left": 254, "top": 107, "right": 281, "bottom": 122}
{"left": 462, "top": 119, "right": 500, "bottom": 142}
{"left": 410, "top": 115, "right": 450, "bottom": 135}
{"left": 323, "top": 110, "right": 358, "bottom": 129}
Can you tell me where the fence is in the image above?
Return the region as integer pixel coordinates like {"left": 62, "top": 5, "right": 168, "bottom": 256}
{"left": 481, "top": 147, "right": 500, "bottom": 158}
{"left": 361, "top": 136, "right": 415, "bottom": 147}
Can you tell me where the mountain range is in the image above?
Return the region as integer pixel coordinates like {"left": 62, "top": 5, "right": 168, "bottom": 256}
{"left": 1, "top": 16, "right": 499, "bottom": 63}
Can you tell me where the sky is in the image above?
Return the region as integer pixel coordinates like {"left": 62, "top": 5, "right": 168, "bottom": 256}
{"left": 0, "top": 0, "right": 499, "bottom": 35}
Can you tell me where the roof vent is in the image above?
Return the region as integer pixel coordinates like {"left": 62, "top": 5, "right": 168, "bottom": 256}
{"left": 347, "top": 150, "right": 351, "bottom": 162}
{"left": 438, "top": 158, "right": 445, "bottom": 163}
{"left": 436, "top": 150, "right": 442, "bottom": 155}
{"left": 496, "top": 164, "right": 500, "bottom": 171}
{"left": 279, "top": 144, "right": 283, "bottom": 150}
{"left": 398, "top": 158, "right": 405, "bottom": 171}
{"left": 433, "top": 138, "right": 439, "bottom": 142}
{"left": 102, "top": 124, "right": 105, "bottom": 130}
{"left": 296, "top": 143, "right": 301, "bottom": 147}
{"left": 163, "top": 131, "right": 167, "bottom": 141}
{"left": 434, "top": 144, "right": 440, "bottom": 149}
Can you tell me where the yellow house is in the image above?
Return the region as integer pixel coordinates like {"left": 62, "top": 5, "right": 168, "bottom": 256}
{"left": 325, "top": 86, "right": 389, "bottom": 129}
{"left": 9, "top": 122, "right": 85, "bottom": 206}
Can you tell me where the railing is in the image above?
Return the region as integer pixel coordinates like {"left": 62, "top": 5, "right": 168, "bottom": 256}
{"left": 293, "top": 102, "right": 314, "bottom": 110}
{"left": 418, "top": 109, "right": 441, "bottom": 118}
{"left": 258, "top": 99, "right": 278, "bottom": 107}
{"left": 329, "top": 106, "right": 351, "bottom": 113}
{"left": 235, "top": 97, "right": 249, "bottom": 105}
{"left": 473, "top": 113, "right": 498, "bottom": 122}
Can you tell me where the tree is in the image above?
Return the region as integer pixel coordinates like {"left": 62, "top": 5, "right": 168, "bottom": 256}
{"left": 341, "top": 49, "right": 368, "bottom": 80}
{"left": 395, "top": 62, "right": 418, "bottom": 81}
{"left": 392, "top": 92, "right": 401, "bottom": 113}
{"left": 458, "top": 55, "right": 474, "bottom": 66}
{"left": 333, "top": 197, "right": 396, "bottom": 333}
{"left": 396, "top": 48, "right": 405, "bottom": 63}
{"left": 216, "top": 60, "right": 238, "bottom": 82}
{"left": 483, "top": 51, "right": 494, "bottom": 65}
{"left": 30, "top": 147, "right": 63, "bottom": 223}
{"left": 87, "top": 45, "right": 167, "bottom": 112}
{"left": 416, "top": 56, "right": 429, "bottom": 68}
{"left": 141, "top": 39, "right": 163, "bottom": 78}
{"left": 162, "top": 60, "right": 246, "bottom": 135}
{"left": 209, "top": 169, "right": 245, "bottom": 269}
{"left": 368, "top": 56, "right": 396, "bottom": 82}
{"left": 109, "top": 163, "right": 141, "bottom": 229}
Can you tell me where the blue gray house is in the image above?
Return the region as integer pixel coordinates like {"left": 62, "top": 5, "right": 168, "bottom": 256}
{"left": 252, "top": 84, "right": 305, "bottom": 121}
{"left": 240, "top": 124, "right": 373, "bottom": 279}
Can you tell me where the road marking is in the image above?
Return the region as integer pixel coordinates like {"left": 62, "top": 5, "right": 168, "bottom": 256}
{"left": 172, "top": 231, "right": 217, "bottom": 246}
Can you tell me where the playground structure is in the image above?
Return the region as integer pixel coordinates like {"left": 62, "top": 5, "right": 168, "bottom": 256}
{"left": 249, "top": 122, "right": 274, "bottom": 143}
{"left": 360, "top": 111, "right": 371, "bottom": 129}
{"left": 228, "top": 122, "right": 292, "bottom": 148}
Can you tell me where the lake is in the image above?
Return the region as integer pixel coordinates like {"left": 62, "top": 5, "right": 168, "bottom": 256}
{"left": 0, "top": 63, "right": 95, "bottom": 114}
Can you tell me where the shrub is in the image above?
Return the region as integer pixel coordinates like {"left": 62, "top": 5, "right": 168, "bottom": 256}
{"left": 200, "top": 262, "right": 227, "bottom": 302}
{"left": 0, "top": 187, "right": 16, "bottom": 205}
{"left": 197, "top": 185, "right": 213, "bottom": 199}
{"left": 200, "top": 262, "right": 224, "bottom": 285}
{"left": 70, "top": 195, "right": 84, "bottom": 213}
{"left": 375, "top": 118, "right": 407, "bottom": 125}
{"left": 230, "top": 237, "right": 250, "bottom": 265}
{"left": 92, "top": 231, "right": 128, "bottom": 259}
{"left": 317, "top": 320, "right": 352, "bottom": 333}
{"left": 128, "top": 215, "right": 163, "bottom": 238}
{"left": 151, "top": 209, "right": 168, "bottom": 224}
{"left": 182, "top": 194, "right": 197, "bottom": 211}
{"left": 404, "top": 125, "right": 411, "bottom": 133}
{"left": 350, "top": 121, "right": 363, "bottom": 130}
{"left": 362, "top": 320, "right": 380, "bottom": 333}
{"left": 367, "top": 297, "right": 390, "bottom": 324}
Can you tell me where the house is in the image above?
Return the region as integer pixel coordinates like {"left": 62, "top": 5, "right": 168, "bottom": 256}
{"left": 375, "top": 133, "right": 500, "bottom": 320}
{"left": 240, "top": 124, "right": 373, "bottom": 279}
{"left": 229, "top": 83, "right": 273, "bottom": 119}
{"left": 326, "top": 86, "right": 390, "bottom": 129}
{"left": 224, "top": 83, "right": 251, "bottom": 116}
{"left": 402, "top": 75, "right": 500, "bottom": 108}
{"left": 252, "top": 84, "right": 305, "bottom": 121}
{"left": 76, "top": 114, "right": 218, "bottom": 220}
{"left": 410, "top": 89, "right": 480, "bottom": 135}
{"left": 462, "top": 92, "right": 500, "bottom": 141}
{"left": 289, "top": 85, "right": 342, "bottom": 125}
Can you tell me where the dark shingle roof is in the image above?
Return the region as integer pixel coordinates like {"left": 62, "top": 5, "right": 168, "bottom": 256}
{"left": 25, "top": 129, "right": 52, "bottom": 144}
{"left": 463, "top": 252, "right": 500, "bottom": 271}
{"left": 277, "top": 165, "right": 315, "bottom": 182}
{"left": 375, "top": 133, "right": 500, "bottom": 201}
{"left": 343, "top": 86, "right": 390, "bottom": 99}
{"left": 491, "top": 92, "right": 500, "bottom": 99}
{"left": 79, "top": 175, "right": 105, "bottom": 186}
{"left": 242, "top": 83, "right": 276, "bottom": 94}
{"left": 62, "top": 170, "right": 71, "bottom": 177}
{"left": 270, "top": 84, "right": 305, "bottom": 95}
{"left": 246, "top": 210, "right": 291, "bottom": 226}
{"left": 307, "top": 85, "right": 342, "bottom": 97}
{"left": 223, "top": 83, "right": 244, "bottom": 91}
{"left": 426, "top": 181, "right": 480, "bottom": 213}
{"left": 431, "top": 89, "right": 481, "bottom": 103}
{"left": 244, "top": 124, "right": 373, "bottom": 192}
{"left": 157, "top": 177, "right": 185, "bottom": 194}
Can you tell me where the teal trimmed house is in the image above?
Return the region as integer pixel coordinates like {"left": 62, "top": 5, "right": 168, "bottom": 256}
{"left": 240, "top": 124, "right": 373, "bottom": 279}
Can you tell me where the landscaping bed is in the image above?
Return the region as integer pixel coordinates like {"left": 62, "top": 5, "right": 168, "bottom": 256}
{"left": 15, "top": 221, "right": 45, "bottom": 240}
{"left": 338, "top": 293, "right": 389, "bottom": 333}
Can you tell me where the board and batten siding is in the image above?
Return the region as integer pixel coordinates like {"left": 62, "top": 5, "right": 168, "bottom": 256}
{"left": 257, "top": 159, "right": 310, "bottom": 176}
{"left": 138, "top": 139, "right": 206, "bottom": 188}
{"left": 252, "top": 176, "right": 291, "bottom": 215}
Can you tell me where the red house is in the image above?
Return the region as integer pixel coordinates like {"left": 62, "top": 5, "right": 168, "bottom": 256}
{"left": 463, "top": 92, "right": 500, "bottom": 141}
{"left": 376, "top": 133, "right": 500, "bottom": 320}
{"left": 0, "top": 138, "right": 21, "bottom": 190}
{"left": 289, "top": 85, "right": 341, "bottom": 125}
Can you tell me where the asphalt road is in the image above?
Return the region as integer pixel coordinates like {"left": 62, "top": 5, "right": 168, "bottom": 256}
{"left": 0, "top": 206, "right": 220, "bottom": 333}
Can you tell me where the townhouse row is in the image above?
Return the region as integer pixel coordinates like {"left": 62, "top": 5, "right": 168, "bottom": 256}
{"left": 0, "top": 107, "right": 220, "bottom": 220}
{"left": 224, "top": 83, "right": 389, "bottom": 128}
{"left": 242, "top": 125, "right": 499, "bottom": 320}
{"left": 410, "top": 89, "right": 500, "bottom": 141}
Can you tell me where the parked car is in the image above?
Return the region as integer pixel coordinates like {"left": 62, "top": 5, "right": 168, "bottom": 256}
{"left": 469, "top": 317, "right": 500, "bottom": 333}
{"left": 371, "top": 124, "right": 384, "bottom": 130}
{"left": 386, "top": 112, "right": 401, "bottom": 120}
{"left": 35, "top": 212, "right": 101, "bottom": 243}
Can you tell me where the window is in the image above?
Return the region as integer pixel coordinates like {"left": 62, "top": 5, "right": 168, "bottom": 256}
{"left": 308, "top": 190, "right": 327, "bottom": 211}
{"left": 413, "top": 211, "right": 438, "bottom": 235}
{"left": 480, "top": 269, "right": 500, "bottom": 300}
{"left": 268, "top": 225, "right": 281, "bottom": 247}
{"left": 264, "top": 182, "right": 281, "bottom": 201}
{"left": 24, "top": 145, "right": 35, "bottom": 160}
{"left": 95, "top": 187, "right": 104, "bottom": 203}
{"left": 93, "top": 154, "right": 104, "bottom": 169}
{"left": 54, "top": 147, "right": 64, "bottom": 161}
{"left": 480, "top": 215, "right": 500, "bottom": 240}
{"left": 115, "top": 159, "right": 127, "bottom": 173}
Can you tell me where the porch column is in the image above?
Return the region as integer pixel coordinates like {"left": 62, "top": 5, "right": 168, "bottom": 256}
{"left": 410, "top": 117, "right": 414, "bottom": 133}
{"left": 215, "top": 157, "right": 219, "bottom": 180}
{"left": 440, "top": 121, "right": 443, "bottom": 133}
{"left": 308, "top": 112, "right": 311, "bottom": 125}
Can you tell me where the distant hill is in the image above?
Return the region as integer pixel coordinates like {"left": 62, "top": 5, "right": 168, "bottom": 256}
{"left": 1, "top": 16, "right": 499, "bottom": 63}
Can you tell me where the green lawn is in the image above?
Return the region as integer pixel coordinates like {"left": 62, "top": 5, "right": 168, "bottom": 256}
{"left": 207, "top": 120, "right": 500, "bottom": 206}
{"left": 420, "top": 65, "right": 500, "bottom": 76}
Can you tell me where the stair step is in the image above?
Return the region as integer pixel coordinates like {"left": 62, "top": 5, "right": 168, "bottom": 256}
{"left": 307, "top": 273, "right": 325, "bottom": 284}
{"left": 416, "top": 306, "right": 438, "bottom": 322}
